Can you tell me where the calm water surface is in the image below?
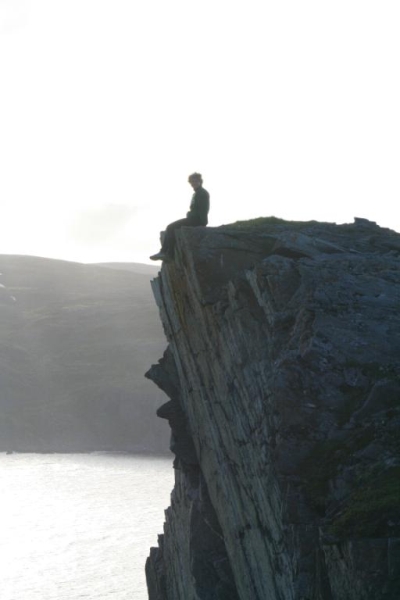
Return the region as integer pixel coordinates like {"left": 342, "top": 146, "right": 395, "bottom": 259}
{"left": 0, "top": 453, "right": 173, "bottom": 600}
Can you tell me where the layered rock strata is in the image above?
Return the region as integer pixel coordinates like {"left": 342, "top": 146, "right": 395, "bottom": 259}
{"left": 146, "top": 218, "right": 400, "bottom": 600}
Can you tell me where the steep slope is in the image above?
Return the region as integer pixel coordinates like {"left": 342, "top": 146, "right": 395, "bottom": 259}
{"left": 0, "top": 256, "right": 168, "bottom": 452}
{"left": 146, "top": 218, "right": 400, "bottom": 599}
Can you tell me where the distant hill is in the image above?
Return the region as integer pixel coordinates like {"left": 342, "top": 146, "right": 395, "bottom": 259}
{"left": 94, "top": 262, "right": 159, "bottom": 276}
{"left": 0, "top": 255, "right": 168, "bottom": 453}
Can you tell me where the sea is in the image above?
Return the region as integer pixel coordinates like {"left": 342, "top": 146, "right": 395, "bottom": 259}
{"left": 0, "top": 452, "right": 174, "bottom": 600}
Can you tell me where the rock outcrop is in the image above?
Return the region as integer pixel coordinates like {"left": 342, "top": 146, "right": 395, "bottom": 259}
{"left": 145, "top": 217, "right": 400, "bottom": 600}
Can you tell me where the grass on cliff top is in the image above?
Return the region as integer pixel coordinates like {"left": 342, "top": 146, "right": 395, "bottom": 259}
{"left": 224, "top": 216, "right": 318, "bottom": 229}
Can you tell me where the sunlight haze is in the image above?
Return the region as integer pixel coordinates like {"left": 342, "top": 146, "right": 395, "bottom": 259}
{"left": 1, "top": 0, "right": 399, "bottom": 264}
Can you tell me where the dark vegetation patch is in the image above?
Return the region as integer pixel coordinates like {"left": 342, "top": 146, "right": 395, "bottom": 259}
{"left": 223, "top": 217, "right": 327, "bottom": 229}
{"left": 337, "top": 386, "right": 366, "bottom": 426}
{"left": 299, "top": 428, "right": 376, "bottom": 515}
{"left": 329, "top": 466, "right": 400, "bottom": 538}
{"left": 343, "top": 360, "right": 400, "bottom": 383}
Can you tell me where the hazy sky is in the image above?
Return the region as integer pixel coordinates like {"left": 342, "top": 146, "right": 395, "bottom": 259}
{"left": 1, "top": 1, "right": 399, "bottom": 264}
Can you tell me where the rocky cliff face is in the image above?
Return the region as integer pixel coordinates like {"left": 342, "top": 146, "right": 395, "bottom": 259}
{"left": 145, "top": 218, "right": 400, "bottom": 600}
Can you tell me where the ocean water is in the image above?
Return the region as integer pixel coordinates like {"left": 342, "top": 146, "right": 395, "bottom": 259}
{"left": 0, "top": 453, "right": 174, "bottom": 600}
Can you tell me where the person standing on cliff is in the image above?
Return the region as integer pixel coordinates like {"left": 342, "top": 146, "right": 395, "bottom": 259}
{"left": 149, "top": 173, "right": 210, "bottom": 262}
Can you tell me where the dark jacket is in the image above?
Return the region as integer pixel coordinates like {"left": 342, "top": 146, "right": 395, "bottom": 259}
{"left": 186, "top": 187, "right": 210, "bottom": 225}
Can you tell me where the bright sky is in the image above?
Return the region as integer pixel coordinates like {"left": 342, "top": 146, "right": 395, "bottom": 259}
{"left": 1, "top": 1, "right": 399, "bottom": 264}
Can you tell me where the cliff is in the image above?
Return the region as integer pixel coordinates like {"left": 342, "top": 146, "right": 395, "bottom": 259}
{"left": 145, "top": 217, "right": 400, "bottom": 600}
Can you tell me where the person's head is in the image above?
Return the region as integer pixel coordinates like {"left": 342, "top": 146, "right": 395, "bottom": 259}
{"left": 188, "top": 172, "right": 203, "bottom": 190}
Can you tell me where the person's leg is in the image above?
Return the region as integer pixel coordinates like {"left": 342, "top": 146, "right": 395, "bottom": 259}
{"left": 150, "top": 218, "right": 192, "bottom": 260}
{"left": 161, "top": 218, "right": 190, "bottom": 255}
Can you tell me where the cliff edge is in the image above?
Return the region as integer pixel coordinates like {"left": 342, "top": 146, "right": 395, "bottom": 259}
{"left": 145, "top": 217, "right": 400, "bottom": 600}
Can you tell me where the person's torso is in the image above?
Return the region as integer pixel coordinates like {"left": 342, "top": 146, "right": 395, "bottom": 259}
{"left": 189, "top": 188, "right": 210, "bottom": 224}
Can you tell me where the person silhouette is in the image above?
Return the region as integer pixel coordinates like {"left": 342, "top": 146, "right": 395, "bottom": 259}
{"left": 150, "top": 173, "right": 210, "bottom": 262}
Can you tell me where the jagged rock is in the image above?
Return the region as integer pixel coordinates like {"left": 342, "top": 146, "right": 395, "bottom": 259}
{"left": 146, "top": 536, "right": 167, "bottom": 600}
{"left": 146, "top": 349, "right": 198, "bottom": 467}
{"left": 146, "top": 218, "right": 400, "bottom": 600}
